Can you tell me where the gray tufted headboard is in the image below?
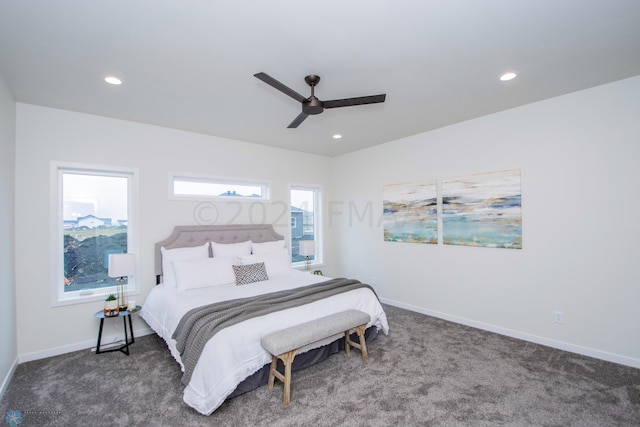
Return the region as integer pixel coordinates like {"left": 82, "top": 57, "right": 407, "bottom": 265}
{"left": 154, "top": 224, "right": 285, "bottom": 283}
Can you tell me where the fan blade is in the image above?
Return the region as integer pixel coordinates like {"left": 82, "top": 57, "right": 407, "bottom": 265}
{"left": 323, "top": 94, "right": 386, "bottom": 109}
{"left": 254, "top": 72, "right": 307, "bottom": 104}
{"left": 287, "top": 112, "right": 309, "bottom": 128}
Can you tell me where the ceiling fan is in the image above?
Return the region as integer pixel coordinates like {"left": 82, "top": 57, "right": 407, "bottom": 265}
{"left": 254, "top": 72, "right": 386, "bottom": 128}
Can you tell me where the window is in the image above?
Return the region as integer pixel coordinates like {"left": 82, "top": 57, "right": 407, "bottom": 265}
{"left": 52, "top": 163, "right": 138, "bottom": 306}
{"left": 171, "top": 173, "right": 270, "bottom": 200}
{"left": 290, "top": 186, "right": 322, "bottom": 266}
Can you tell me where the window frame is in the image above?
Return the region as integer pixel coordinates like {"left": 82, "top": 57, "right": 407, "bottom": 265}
{"left": 289, "top": 184, "right": 323, "bottom": 269}
{"left": 169, "top": 172, "right": 271, "bottom": 201}
{"left": 50, "top": 162, "right": 139, "bottom": 307}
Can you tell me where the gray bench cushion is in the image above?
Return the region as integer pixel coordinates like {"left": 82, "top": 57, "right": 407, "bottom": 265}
{"left": 261, "top": 309, "right": 371, "bottom": 356}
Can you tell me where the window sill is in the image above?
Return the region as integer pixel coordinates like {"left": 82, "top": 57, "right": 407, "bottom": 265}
{"left": 52, "top": 289, "right": 141, "bottom": 308}
{"left": 294, "top": 263, "right": 325, "bottom": 272}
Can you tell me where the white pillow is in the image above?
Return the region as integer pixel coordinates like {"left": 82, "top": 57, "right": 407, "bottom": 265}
{"left": 161, "top": 242, "right": 209, "bottom": 288}
{"left": 239, "top": 249, "right": 291, "bottom": 278}
{"left": 251, "top": 240, "right": 286, "bottom": 255}
{"left": 173, "top": 257, "right": 236, "bottom": 290}
{"left": 211, "top": 240, "right": 252, "bottom": 259}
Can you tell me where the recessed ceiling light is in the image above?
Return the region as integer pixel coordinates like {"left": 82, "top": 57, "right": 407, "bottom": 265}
{"left": 499, "top": 72, "right": 517, "bottom": 82}
{"left": 104, "top": 76, "right": 122, "bottom": 85}
{"left": 333, "top": 134, "right": 342, "bottom": 139}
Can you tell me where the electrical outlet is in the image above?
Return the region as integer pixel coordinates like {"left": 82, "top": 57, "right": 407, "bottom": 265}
{"left": 554, "top": 311, "right": 564, "bottom": 324}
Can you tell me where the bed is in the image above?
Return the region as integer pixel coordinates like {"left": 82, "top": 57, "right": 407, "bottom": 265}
{"left": 140, "top": 224, "right": 389, "bottom": 415}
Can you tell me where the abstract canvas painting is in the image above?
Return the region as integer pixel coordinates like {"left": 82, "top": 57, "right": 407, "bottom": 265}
{"left": 442, "top": 169, "right": 522, "bottom": 249}
{"left": 383, "top": 180, "right": 437, "bottom": 244}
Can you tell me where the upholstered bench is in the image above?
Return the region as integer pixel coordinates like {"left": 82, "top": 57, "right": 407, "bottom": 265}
{"left": 260, "top": 309, "right": 371, "bottom": 405}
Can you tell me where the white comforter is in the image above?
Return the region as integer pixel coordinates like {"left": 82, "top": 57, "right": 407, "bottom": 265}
{"left": 140, "top": 270, "right": 389, "bottom": 415}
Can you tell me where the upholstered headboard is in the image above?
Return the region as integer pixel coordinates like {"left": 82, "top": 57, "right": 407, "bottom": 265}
{"left": 154, "top": 224, "right": 285, "bottom": 282}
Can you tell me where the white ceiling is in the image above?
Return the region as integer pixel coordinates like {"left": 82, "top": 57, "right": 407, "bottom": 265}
{"left": 1, "top": 1, "right": 639, "bottom": 157}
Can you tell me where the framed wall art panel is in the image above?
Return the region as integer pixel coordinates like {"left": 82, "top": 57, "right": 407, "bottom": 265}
{"left": 383, "top": 180, "right": 438, "bottom": 244}
{"left": 442, "top": 169, "right": 522, "bottom": 249}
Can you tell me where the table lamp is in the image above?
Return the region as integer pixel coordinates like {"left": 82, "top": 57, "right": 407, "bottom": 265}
{"left": 298, "top": 240, "right": 315, "bottom": 272}
{"left": 108, "top": 253, "right": 135, "bottom": 311}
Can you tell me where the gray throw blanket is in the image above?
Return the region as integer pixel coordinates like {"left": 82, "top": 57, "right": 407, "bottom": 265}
{"left": 172, "top": 278, "right": 376, "bottom": 385}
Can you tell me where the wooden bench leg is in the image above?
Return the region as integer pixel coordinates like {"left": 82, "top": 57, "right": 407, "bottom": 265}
{"left": 268, "top": 349, "right": 298, "bottom": 405}
{"left": 268, "top": 355, "right": 277, "bottom": 389}
{"left": 345, "top": 330, "right": 351, "bottom": 355}
{"left": 355, "top": 325, "right": 369, "bottom": 364}
{"left": 282, "top": 350, "right": 296, "bottom": 405}
{"left": 344, "top": 324, "right": 369, "bottom": 364}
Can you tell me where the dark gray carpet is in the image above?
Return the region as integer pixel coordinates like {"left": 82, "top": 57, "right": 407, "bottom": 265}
{"left": 2, "top": 304, "right": 639, "bottom": 426}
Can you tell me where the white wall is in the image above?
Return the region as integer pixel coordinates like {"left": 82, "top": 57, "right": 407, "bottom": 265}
{"left": 11, "top": 76, "right": 640, "bottom": 368}
{"left": 330, "top": 76, "right": 640, "bottom": 367}
{"left": 0, "top": 73, "right": 17, "bottom": 394}
{"left": 14, "top": 104, "right": 331, "bottom": 358}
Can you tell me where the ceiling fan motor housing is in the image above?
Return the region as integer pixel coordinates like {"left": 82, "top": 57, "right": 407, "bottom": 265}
{"left": 303, "top": 96, "right": 323, "bottom": 115}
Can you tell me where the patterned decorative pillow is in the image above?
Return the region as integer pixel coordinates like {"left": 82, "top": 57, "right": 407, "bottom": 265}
{"left": 233, "top": 262, "right": 269, "bottom": 285}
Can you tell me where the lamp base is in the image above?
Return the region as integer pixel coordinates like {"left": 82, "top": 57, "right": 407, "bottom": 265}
{"left": 116, "top": 277, "right": 128, "bottom": 313}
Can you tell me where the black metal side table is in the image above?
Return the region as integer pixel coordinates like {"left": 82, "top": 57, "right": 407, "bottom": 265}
{"left": 94, "top": 305, "right": 141, "bottom": 355}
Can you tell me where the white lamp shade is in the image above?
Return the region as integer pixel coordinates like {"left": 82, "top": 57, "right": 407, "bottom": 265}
{"left": 298, "top": 240, "right": 316, "bottom": 257}
{"left": 108, "top": 253, "right": 135, "bottom": 278}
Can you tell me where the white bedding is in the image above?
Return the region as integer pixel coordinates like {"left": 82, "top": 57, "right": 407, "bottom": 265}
{"left": 140, "top": 270, "right": 389, "bottom": 415}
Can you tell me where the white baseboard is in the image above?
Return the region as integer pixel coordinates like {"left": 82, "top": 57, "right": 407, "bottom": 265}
{"left": 380, "top": 297, "right": 640, "bottom": 370}
{"left": 0, "top": 356, "right": 19, "bottom": 400}
{"left": 18, "top": 326, "right": 154, "bottom": 363}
